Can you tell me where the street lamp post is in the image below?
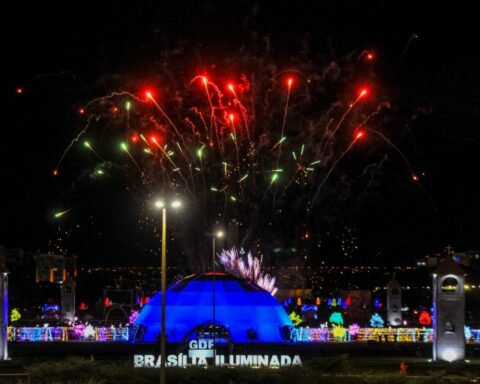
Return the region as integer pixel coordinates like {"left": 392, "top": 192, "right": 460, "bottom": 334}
{"left": 212, "top": 230, "right": 224, "bottom": 367}
{"left": 155, "top": 199, "right": 181, "bottom": 384}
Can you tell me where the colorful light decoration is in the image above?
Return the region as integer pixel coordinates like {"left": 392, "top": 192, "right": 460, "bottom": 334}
{"left": 369, "top": 313, "right": 385, "bottom": 328}
{"left": 289, "top": 311, "right": 303, "bottom": 327}
{"left": 418, "top": 310, "right": 432, "bottom": 326}
{"left": 329, "top": 312, "right": 344, "bottom": 326}
{"left": 10, "top": 308, "right": 22, "bottom": 323}
{"left": 7, "top": 325, "right": 480, "bottom": 344}
{"left": 348, "top": 323, "right": 360, "bottom": 337}
{"left": 332, "top": 325, "right": 347, "bottom": 341}
{"left": 129, "top": 310, "right": 139, "bottom": 325}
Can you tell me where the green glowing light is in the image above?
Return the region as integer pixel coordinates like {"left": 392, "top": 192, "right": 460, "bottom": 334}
{"left": 300, "top": 144, "right": 305, "bottom": 156}
{"left": 239, "top": 173, "right": 248, "bottom": 182}
{"left": 53, "top": 210, "right": 67, "bottom": 218}
{"left": 230, "top": 133, "right": 236, "bottom": 141}
{"left": 230, "top": 195, "right": 237, "bottom": 202}
{"left": 310, "top": 160, "right": 321, "bottom": 165}
{"left": 143, "top": 148, "right": 153, "bottom": 154}
{"left": 120, "top": 142, "right": 128, "bottom": 151}
{"left": 292, "top": 151, "right": 297, "bottom": 160}
{"left": 271, "top": 169, "right": 284, "bottom": 173}
{"left": 279, "top": 136, "right": 287, "bottom": 144}
{"left": 271, "top": 173, "right": 279, "bottom": 183}
{"left": 210, "top": 187, "right": 219, "bottom": 192}
{"left": 125, "top": 101, "right": 131, "bottom": 111}
{"left": 96, "top": 169, "right": 104, "bottom": 175}
{"left": 197, "top": 145, "right": 205, "bottom": 159}
{"left": 83, "top": 141, "right": 91, "bottom": 148}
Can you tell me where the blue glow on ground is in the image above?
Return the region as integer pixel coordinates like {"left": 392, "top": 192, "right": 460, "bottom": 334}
{"left": 134, "top": 273, "right": 292, "bottom": 343}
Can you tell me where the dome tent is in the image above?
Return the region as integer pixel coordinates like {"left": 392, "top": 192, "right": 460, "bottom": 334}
{"left": 134, "top": 273, "right": 292, "bottom": 343}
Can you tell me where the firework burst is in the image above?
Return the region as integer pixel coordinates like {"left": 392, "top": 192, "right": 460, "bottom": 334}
{"left": 217, "top": 247, "right": 278, "bottom": 295}
{"left": 43, "top": 41, "right": 418, "bottom": 269}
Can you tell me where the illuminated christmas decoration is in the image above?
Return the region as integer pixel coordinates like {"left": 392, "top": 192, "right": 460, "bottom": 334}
{"left": 79, "top": 302, "right": 86, "bottom": 310}
{"left": 348, "top": 323, "right": 360, "bottom": 337}
{"left": 104, "top": 297, "right": 111, "bottom": 307}
{"left": 296, "top": 297, "right": 302, "bottom": 306}
{"left": 370, "top": 313, "right": 384, "bottom": 328}
{"left": 8, "top": 325, "right": 129, "bottom": 342}
{"left": 418, "top": 310, "right": 432, "bottom": 326}
{"left": 289, "top": 312, "right": 303, "bottom": 327}
{"left": 10, "top": 308, "right": 21, "bottom": 323}
{"left": 329, "top": 312, "right": 344, "bottom": 326}
{"left": 332, "top": 325, "right": 346, "bottom": 341}
{"left": 6, "top": 325, "right": 480, "bottom": 345}
{"left": 315, "top": 297, "right": 321, "bottom": 306}
{"left": 129, "top": 310, "right": 139, "bottom": 325}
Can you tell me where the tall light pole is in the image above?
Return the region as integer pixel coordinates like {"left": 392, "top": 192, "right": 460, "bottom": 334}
{"left": 212, "top": 230, "right": 224, "bottom": 367}
{"left": 154, "top": 199, "right": 181, "bottom": 384}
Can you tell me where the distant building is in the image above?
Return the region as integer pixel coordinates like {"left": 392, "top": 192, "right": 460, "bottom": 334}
{"left": 419, "top": 250, "right": 480, "bottom": 269}
{"left": 452, "top": 251, "right": 480, "bottom": 268}
{"left": 33, "top": 253, "right": 76, "bottom": 283}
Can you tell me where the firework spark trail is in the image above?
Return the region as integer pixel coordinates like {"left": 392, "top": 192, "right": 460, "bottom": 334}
{"left": 84, "top": 91, "right": 144, "bottom": 109}
{"left": 400, "top": 33, "right": 419, "bottom": 67}
{"left": 276, "top": 78, "right": 293, "bottom": 166}
{"left": 328, "top": 89, "right": 367, "bottom": 140}
{"left": 16, "top": 70, "right": 82, "bottom": 92}
{"left": 146, "top": 93, "right": 186, "bottom": 145}
{"left": 229, "top": 115, "right": 242, "bottom": 180}
{"left": 83, "top": 141, "right": 104, "bottom": 162}
{"left": 311, "top": 132, "right": 364, "bottom": 206}
{"left": 151, "top": 138, "right": 191, "bottom": 193}
{"left": 121, "top": 142, "right": 144, "bottom": 176}
{"left": 366, "top": 127, "right": 413, "bottom": 170}
{"left": 361, "top": 154, "right": 389, "bottom": 194}
{"left": 355, "top": 50, "right": 375, "bottom": 64}
{"left": 229, "top": 84, "right": 252, "bottom": 142}
{"left": 55, "top": 115, "right": 99, "bottom": 172}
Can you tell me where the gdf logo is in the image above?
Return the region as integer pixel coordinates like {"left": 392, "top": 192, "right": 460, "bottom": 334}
{"left": 188, "top": 339, "right": 214, "bottom": 358}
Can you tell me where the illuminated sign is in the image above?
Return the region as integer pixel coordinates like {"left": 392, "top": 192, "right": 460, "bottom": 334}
{"left": 133, "top": 339, "right": 302, "bottom": 368}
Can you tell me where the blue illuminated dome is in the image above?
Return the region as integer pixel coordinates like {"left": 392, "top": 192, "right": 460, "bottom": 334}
{"left": 133, "top": 273, "right": 292, "bottom": 343}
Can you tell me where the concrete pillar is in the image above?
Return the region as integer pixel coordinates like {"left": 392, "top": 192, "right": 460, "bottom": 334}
{"left": 0, "top": 245, "right": 8, "bottom": 360}
{"left": 61, "top": 278, "right": 76, "bottom": 323}
{"left": 386, "top": 276, "right": 402, "bottom": 326}
{"left": 433, "top": 257, "right": 465, "bottom": 362}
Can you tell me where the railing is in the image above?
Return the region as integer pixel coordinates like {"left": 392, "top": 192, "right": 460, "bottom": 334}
{"left": 7, "top": 325, "right": 480, "bottom": 344}
{"left": 290, "top": 326, "right": 480, "bottom": 343}
{"left": 8, "top": 325, "right": 130, "bottom": 342}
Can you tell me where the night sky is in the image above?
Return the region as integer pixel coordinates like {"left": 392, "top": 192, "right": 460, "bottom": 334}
{"left": 2, "top": 1, "right": 480, "bottom": 267}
